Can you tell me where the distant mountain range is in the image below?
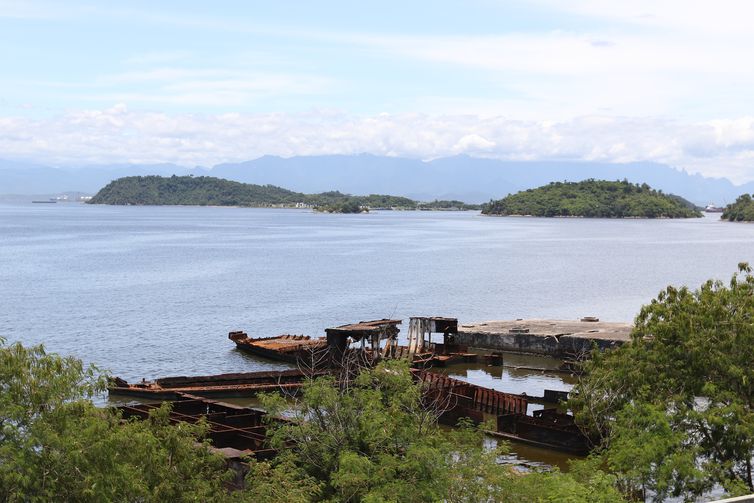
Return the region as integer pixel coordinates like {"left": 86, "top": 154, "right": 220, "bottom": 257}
{"left": 1, "top": 154, "right": 753, "bottom": 205}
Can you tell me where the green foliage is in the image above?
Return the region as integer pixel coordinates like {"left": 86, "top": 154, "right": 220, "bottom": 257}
{"left": 313, "top": 200, "right": 367, "bottom": 213}
{"left": 482, "top": 179, "right": 702, "bottom": 218}
{"left": 500, "top": 464, "right": 622, "bottom": 503}
{"left": 88, "top": 175, "right": 303, "bottom": 207}
{"left": 88, "top": 175, "right": 469, "bottom": 212}
{"left": 418, "top": 199, "right": 481, "bottom": 211}
{"left": 722, "top": 193, "right": 754, "bottom": 221}
{"left": 570, "top": 263, "right": 754, "bottom": 500}
{"left": 254, "top": 360, "right": 626, "bottom": 502}
{"left": 0, "top": 338, "right": 234, "bottom": 502}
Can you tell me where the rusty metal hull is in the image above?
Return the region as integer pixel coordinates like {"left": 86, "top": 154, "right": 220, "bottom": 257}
{"left": 495, "top": 410, "right": 590, "bottom": 455}
{"left": 109, "top": 369, "right": 319, "bottom": 399}
{"left": 116, "top": 393, "right": 283, "bottom": 461}
{"left": 413, "top": 369, "right": 589, "bottom": 455}
{"left": 229, "top": 332, "right": 327, "bottom": 364}
{"left": 414, "top": 370, "right": 529, "bottom": 417}
{"left": 232, "top": 340, "right": 302, "bottom": 363}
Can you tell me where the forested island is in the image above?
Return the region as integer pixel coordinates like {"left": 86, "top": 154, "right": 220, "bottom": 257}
{"left": 481, "top": 179, "right": 702, "bottom": 218}
{"left": 722, "top": 194, "right": 754, "bottom": 221}
{"left": 87, "top": 175, "right": 480, "bottom": 212}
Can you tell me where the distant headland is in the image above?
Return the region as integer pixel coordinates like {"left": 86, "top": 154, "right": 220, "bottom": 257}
{"left": 87, "top": 175, "right": 480, "bottom": 213}
{"left": 481, "top": 179, "right": 702, "bottom": 218}
{"left": 721, "top": 194, "right": 754, "bottom": 221}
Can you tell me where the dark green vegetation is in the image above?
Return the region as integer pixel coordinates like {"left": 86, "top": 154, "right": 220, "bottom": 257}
{"left": 0, "top": 339, "right": 235, "bottom": 502}
{"left": 482, "top": 179, "right": 702, "bottom": 218}
{"left": 722, "top": 194, "right": 754, "bottom": 221}
{"left": 571, "top": 264, "right": 754, "bottom": 501}
{"left": 88, "top": 175, "right": 480, "bottom": 212}
{"left": 312, "top": 200, "right": 366, "bottom": 214}
{"left": 0, "top": 338, "right": 622, "bottom": 503}
{"left": 252, "top": 360, "right": 622, "bottom": 502}
{"left": 418, "top": 199, "right": 479, "bottom": 210}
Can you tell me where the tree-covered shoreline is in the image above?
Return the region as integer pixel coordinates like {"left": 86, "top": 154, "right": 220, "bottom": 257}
{"left": 482, "top": 179, "right": 702, "bottom": 218}
{"left": 88, "top": 175, "right": 480, "bottom": 212}
{"left": 722, "top": 194, "right": 754, "bottom": 221}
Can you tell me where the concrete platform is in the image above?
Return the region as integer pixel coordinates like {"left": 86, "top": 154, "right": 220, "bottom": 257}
{"left": 455, "top": 319, "right": 632, "bottom": 357}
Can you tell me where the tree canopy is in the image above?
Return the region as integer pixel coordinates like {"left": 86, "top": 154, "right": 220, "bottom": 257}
{"left": 0, "top": 338, "right": 236, "bottom": 502}
{"left": 570, "top": 264, "right": 754, "bottom": 501}
{"left": 252, "top": 359, "right": 624, "bottom": 503}
{"left": 482, "top": 179, "right": 701, "bottom": 218}
{"left": 722, "top": 194, "right": 754, "bottom": 221}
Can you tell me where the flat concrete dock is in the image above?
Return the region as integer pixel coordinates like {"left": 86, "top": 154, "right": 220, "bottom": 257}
{"left": 456, "top": 319, "right": 632, "bottom": 357}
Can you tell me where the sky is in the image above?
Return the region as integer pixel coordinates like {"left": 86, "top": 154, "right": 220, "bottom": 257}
{"left": 2, "top": 0, "right": 754, "bottom": 182}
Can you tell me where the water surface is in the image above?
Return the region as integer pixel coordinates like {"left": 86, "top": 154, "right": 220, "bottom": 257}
{"left": 2, "top": 204, "right": 752, "bottom": 381}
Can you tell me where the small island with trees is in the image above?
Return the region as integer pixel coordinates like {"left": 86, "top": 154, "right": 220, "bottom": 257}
{"left": 88, "top": 175, "right": 480, "bottom": 213}
{"left": 722, "top": 194, "right": 754, "bottom": 221}
{"left": 481, "top": 179, "right": 702, "bottom": 218}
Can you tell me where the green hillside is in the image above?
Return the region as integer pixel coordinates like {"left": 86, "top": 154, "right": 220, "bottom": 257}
{"left": 722, "top": 194, "right": 754, "bottom": 221}
{"left": 87, "top": 175, "right": 479, "bottom": 212}
{"left": 481, "top": 179, "right": 702, "bottom": 218}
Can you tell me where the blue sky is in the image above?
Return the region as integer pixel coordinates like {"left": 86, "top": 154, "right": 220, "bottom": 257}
{"left": 3, "top": 0, "right": 754, "bottom": 181}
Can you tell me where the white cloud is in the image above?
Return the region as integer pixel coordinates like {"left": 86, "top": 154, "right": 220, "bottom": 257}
{"left": 3, "top": 107, "right": 754, "bottom": 182}
{"left": 334, "top": 5, "right": 754, "bottom": 120}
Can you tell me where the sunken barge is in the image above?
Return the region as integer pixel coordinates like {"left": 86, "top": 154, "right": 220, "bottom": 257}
{"left": 228, "top": 332, "right": 327, "bottom": 363}
{"left": 110, "top": 315, "right": 594, "bottom": 456}
{"left": 415, "top": 369, "right": 590, "bottom": 455}
{"left": 109, "top": 368, "right": 324, "bottom": 400}
{"left": 229, "top": 317, "right": 502, "bottom": 369}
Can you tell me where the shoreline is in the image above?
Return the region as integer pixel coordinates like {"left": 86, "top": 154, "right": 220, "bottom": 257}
{"left": 85, "top": 202, "right": 479, "bottom": 212}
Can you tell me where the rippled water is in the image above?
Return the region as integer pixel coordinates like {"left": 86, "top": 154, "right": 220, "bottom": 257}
{"left": 3, "top": 203, "right": 754, "bottom": 382}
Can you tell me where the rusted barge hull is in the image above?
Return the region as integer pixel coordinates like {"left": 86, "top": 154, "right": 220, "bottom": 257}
{"left": 117, "top": 393, "right": 279, "bottom": 459}
{"left": 229, "top": 332, "right": 327, "bottom": 363}
{"left": 414, "top": 369, "right": 589, "bottom": 455}
{"left": 109, "top": 368, "right": 321, "bottom": 399}
{"left": 414, "top": 370, "right": 528, "bottom": 423}
{"left": 492, "top": 409, "right": 590, "bottom": 456}
{"left": 117, "top": 393, "right": 286, "bottom": 488}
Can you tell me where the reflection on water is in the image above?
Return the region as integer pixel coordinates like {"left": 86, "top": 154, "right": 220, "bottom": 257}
{"left": 434, "top": 353, "right": 578, "bottom": 397}
{"left": 435, "top": 354, "right": 581, "bottom": 470}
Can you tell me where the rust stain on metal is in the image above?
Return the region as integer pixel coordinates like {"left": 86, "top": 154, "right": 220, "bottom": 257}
{"left": 109, "top": 368, "right": 323, "bottom": 400}
{"left": 229, "top": 332, "right": 327, "bottom": 363}
{"left": 414, "top": 369, "right": 528, "bottom": 416}
{"left": 117, "top": 393, "right": 282, "bottom": 461}
{"left": 325, "top": 319, "right": 402, "bottom": 339}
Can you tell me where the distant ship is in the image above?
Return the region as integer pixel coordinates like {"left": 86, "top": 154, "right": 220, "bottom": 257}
{"left": 31, "top": 199, "right": 57, "bottom": 204}
{"left": 704, "top": 203, "right": 724, "bottom": 213}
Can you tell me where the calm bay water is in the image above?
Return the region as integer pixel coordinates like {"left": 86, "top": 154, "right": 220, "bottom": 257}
{"left": 2, "top": 203, "right": 754, "bottom": 383}
{"left": 5, "top": 202, "right": 754, "bottom": 470}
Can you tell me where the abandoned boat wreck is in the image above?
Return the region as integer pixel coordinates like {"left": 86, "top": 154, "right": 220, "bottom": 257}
{"left": 415, "top": 369, "right": 590, "bottom": 455}
{"left": 229, "top": 316, "right": 501, "bottom": 368}
{"left": 228, "top": 332, "right": 327, "bottom": 363}
{"left": 110, "top": 364, "right": 588, "bottom": 456}
{"left": 110, "top": 314, "right": 593, "bottom": 458}
{"left": 109, "top": 368, "right": 323, "bottom": 399}
{"left": 117, "top": 393, "right": 281, "bottom": 461}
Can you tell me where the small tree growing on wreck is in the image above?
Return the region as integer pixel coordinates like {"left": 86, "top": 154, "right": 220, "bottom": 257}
{"left": 571, "top": 263, "right": 754, "bottom": 501}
